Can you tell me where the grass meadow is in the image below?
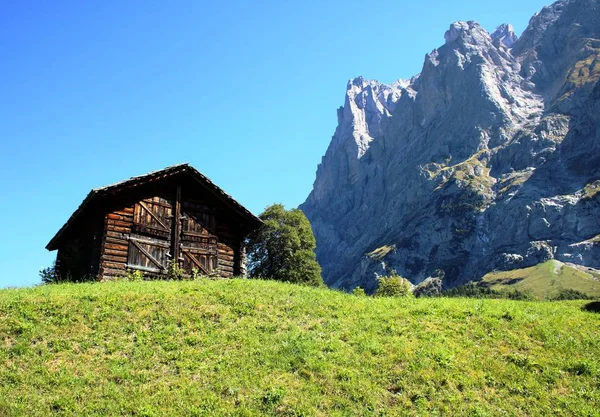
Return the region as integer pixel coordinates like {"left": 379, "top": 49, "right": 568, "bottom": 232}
{"left": 0, "top": 279, "right": 599, "bottom": 416}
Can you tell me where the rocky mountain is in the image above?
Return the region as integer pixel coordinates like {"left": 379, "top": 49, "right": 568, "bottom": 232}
{"left": 300, "top": 0, "right": 600, "bottom": 292}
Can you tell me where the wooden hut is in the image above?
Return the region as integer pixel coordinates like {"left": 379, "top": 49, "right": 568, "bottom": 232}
{"left": 46, "top": 164, "right": 262, "bottom": 280}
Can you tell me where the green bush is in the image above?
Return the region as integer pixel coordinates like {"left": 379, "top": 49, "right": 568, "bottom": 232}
{"left": 551, "top": 289, "right": 593, "bottom": 301}
{"left": 375, "top": 274, "right": 413, "bottom": 298}
{"left": 125, "top": 270, "right": 144, "bottom": 282}
{"left": 443, "top": 282, "right": 536, "bottom": 300}
{"left": 352, "top": 287, "right": 366, "bottom": 296}
{"left": 166, "top": 260, "right": 185, "bottom": 280}
{"left": 504, "top": 288, "right": 535, "bottom": 301}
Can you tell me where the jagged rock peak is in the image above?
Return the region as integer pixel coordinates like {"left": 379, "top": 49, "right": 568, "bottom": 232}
{"left": 341, "top": 76, "right": 407, "bottom": 158}
{"left": 344, "top": 76, "right": 405, "bottom": 114}
{"left": 491, "top": 23, "right": 518, "bottom": 47}
{"left": 443, "top": 21, "right": 490, "bottom": 45}
{"left": 513, "top": 0, "right": 571, "bottom": 53}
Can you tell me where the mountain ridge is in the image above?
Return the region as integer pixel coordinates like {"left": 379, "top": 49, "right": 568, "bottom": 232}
{"left": 301, "top": 0, "right": 600, "bottom": 292}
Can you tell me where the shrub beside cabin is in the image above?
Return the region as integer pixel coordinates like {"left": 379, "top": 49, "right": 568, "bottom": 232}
{"left": 46, "top": 164, "right": 262, "bottom": 280}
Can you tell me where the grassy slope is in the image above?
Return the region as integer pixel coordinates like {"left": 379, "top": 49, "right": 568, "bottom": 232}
{"left": 482, "top": 260, "right": 600, "bottom": 299}
{"left": 0, "top": 280, "right": 599, "bottom": 416}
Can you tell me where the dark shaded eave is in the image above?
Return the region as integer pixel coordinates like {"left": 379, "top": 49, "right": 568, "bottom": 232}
{"left": 46, "top": 163, "right": 263, "bottom": 251}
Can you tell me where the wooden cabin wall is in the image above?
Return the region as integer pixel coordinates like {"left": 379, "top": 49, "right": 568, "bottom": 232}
{"left": 98, "top": 205, "right": 134, "bottom": 279}
{"left": 215, "top": 223, "right": 244, "bottom": 277}
{"left": 55, "top": 214, "right": 104, "bottom": 281}
{"left": 89, "top": 176, "right": 254, "bottom": 280}
{"left": 179, "top": 175, "right": 250, "bottom": 278}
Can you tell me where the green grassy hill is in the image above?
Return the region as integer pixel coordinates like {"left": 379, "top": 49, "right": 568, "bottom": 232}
{"left": 1, "top": 279, "right": 599, "bottom": 416}
{"left": 481, "top": 260, "right": 600, "bottom": 299}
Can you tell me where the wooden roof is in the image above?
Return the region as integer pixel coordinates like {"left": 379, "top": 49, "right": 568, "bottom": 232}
{"left": 46, "top": 163, "right": 262, "bottom": 250}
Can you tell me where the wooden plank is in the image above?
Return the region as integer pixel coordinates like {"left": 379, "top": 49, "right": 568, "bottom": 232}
{"left": 107, "top": 213, "right": 133, "bottom": 221}
{"left": 129, "top": 235, "right": 170, "bottom": 248}
{"left": 105, "top": 242, "right": 128, "bottom": 251}
{"left": 102, "top": 261, "right": 125, "bottom": 270}
{"left": 141, "top": 198, "right": 172, "bottom": 209}
{"left": 218, "top": 268, "right": 233, "bottom": 277}
{"left": 104, "top": 248, "right": 128, "bottom": 256}
{"left": 105, "top": 237, "right": 128, "bottom": 245}
{"left": 173, "top": 185, "right": 182, "bottom": 264}
{"left": 218, "top": 259, "right": 235, "bottom": 268}
{"left": 125, "top": 264, "right": 162, "bottom": 274}
{"left": 218, "top": 263, "right": 234, "bottom": 271}
{"left": 138, "top": 201, "right": 169, "bottom": 231}
{"left": 106, "top": 231, "right": 126, "bottom": 239}
{"left": 129, "top": 238, "right": 166, "bottom": 271}
{"left": 106, "top": 225, "right": 131, "bottom": 233}
{"left": 183, "top": 250, "right": 209, "bottom": 274}
{"left": 107, "top": 219, "right": 132, "bottom": 228}
{"left": 102, "top": 268, "right": 125, "bottom": 278}
{"left": 104, "top": 254, "right": 128, "bottom": 263}
{"left": 131, "top": 223, "right": 170, "bottom": 239}
{"left": 219, "top": 257, "right": 235, "bottom": 265}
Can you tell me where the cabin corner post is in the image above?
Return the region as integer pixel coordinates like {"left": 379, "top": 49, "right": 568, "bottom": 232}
{"left": 97, "top": 212, "right": 109, "bottom": 280}
{"left": 173, "top": 185, "right": 182, "bottom": 266}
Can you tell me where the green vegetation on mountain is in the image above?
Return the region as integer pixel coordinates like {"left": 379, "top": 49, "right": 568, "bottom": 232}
{"left": 1, "top": 279, "right": 599, "bottom": 416}
{"left": 366, "top": 245, "right": 396, "bottom": 260}
{"left": 481, "top": 260, "right": 600, "bottom": 299}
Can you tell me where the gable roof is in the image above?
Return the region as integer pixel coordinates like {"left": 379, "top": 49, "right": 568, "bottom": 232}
{"left": 46, "top": 163, "right": 262, "bottom": 250}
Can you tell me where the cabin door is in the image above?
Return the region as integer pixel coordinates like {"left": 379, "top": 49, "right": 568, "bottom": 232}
{"left": 126, "top": 195, "right": 218, "bottom": 276}
{"left": 127, "top": 197, "right": 173, "bottom": 274}
{"left": 180, "top": 200, "right": 218, "bottom": 275}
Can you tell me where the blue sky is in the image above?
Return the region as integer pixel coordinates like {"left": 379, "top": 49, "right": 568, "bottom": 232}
{"left": 0, "top": 0, "right": 551, "bottom": 287}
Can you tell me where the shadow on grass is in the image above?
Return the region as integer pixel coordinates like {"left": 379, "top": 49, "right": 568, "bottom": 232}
{"left": 582, "top": 301, "right": 600, "bottom": 313}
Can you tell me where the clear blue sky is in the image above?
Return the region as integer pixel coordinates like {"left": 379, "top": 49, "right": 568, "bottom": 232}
{"left": 0, "top": 0, "right": 551, "bottom": 287}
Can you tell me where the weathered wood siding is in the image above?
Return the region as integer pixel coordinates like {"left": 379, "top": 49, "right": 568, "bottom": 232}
{"left": 97, "top": 190, "right": 247, "bottom": 279}
{"left": 180, "top": 199, "right": 218, "bottom": 275}
{"left": 98, "top": 205, "right": 134, "bottom": 279}
{"left": 216, "top": 222, "right": 240, "bottom": 277}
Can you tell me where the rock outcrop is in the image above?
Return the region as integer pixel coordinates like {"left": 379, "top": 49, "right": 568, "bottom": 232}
{"left": 300, "top": 0, "right": 600, "bottom": 292}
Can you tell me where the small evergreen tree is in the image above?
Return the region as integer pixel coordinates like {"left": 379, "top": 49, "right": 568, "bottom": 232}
{"left": 246, "top": 204, "right": 323, "bottom": 287}
{"left": 39, "top": 261, "right": 60, "bottom": 284}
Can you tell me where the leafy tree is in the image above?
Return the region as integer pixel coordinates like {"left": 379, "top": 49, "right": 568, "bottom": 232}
{"left": 246, "top": 204, "right": 323, "bottom": 287}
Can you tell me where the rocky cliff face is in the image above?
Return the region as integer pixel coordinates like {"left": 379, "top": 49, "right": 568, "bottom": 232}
{"left": 300, "top": 0, "right": 600, "bottom": 292}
